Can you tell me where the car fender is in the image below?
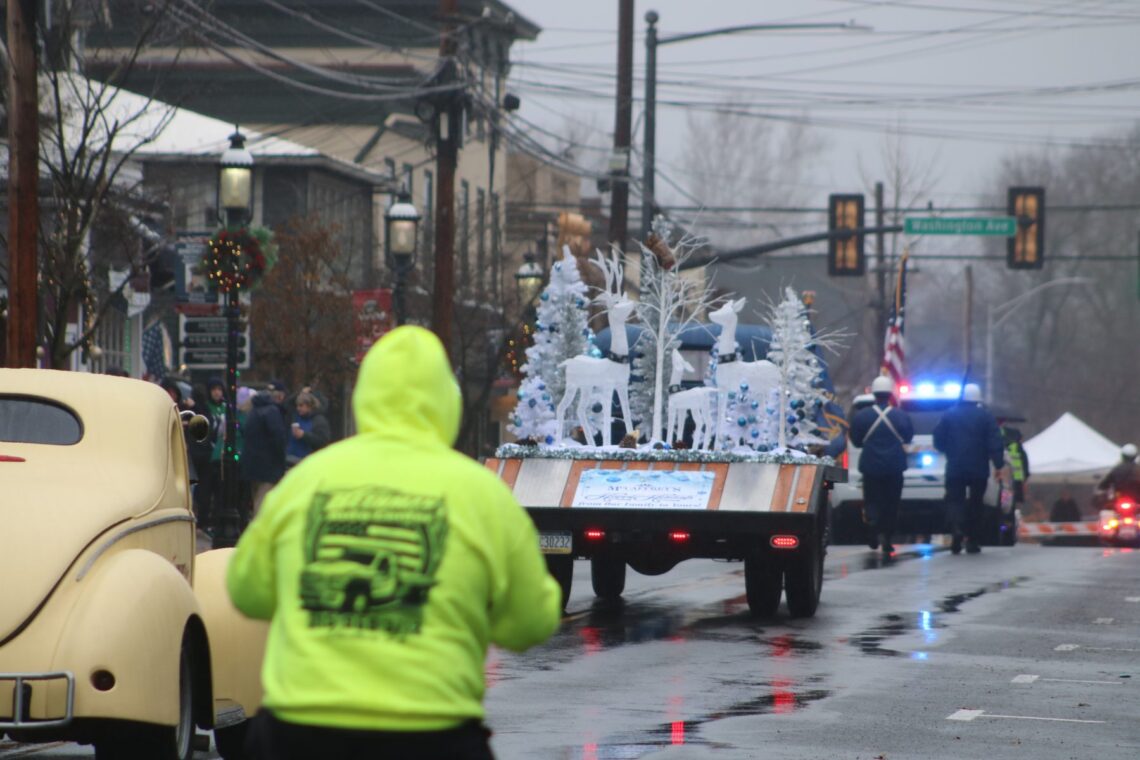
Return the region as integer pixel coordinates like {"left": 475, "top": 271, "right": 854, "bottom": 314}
{"left": 193, "top": 548, "right": 267, "bottom": 724}
{"left": 53, "top": 549, "right": 200, "bottom": 726}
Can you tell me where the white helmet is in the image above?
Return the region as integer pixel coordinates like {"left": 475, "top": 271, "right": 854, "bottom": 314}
{"left": 962, "top": 383, "right": 982, "bottom": 402}
{"left": 870, "top": 375, "right": 894, "bottom": 395}
{"left": 1122, "top": 443, "right": 1138, "bottom": 460}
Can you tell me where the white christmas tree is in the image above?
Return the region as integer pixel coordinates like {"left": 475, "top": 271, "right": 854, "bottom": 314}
{"left": 508, "top": 247, "right": 595, "bottom": 444}
{"left": 764, "top": 287, "right": 845, "bottom": 450}
{"left": 634, "top": 217, "right": 720, "bottom": 444}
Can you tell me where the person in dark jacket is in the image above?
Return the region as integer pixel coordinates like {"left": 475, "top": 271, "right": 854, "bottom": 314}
{"left": 285, "top": 391, "right": 331, "bottom": 468}
{"left": 849, "top": 375, "right": 914, "bottom": 556}
{"left": 241, "top": 389, "right": 288, "bottom": 516}
{"left": 933, "top": 383, "right": 1005, "bottom": 554}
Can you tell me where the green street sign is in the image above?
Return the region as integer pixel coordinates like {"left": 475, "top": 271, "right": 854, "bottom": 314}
{"left": 904, "top": 216, "right": 1017, "bottom": 236}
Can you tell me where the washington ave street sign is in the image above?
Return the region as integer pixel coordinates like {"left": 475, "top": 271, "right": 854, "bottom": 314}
{"left": 904, "top": 216, "right": 1017, "bottom": 236}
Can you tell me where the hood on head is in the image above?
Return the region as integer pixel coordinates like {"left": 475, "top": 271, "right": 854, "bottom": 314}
{"left": 352, "top": 326, "right": 460, "bottom": 446}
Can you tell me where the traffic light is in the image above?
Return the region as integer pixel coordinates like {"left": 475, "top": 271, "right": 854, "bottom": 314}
{"left": 1007, "top": 186, "right": 1045, "bottom": 269}
{"left": 828, "top": 194, "right": 865, "bottom": 276}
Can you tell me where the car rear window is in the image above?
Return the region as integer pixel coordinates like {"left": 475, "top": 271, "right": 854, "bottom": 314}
{"left": 0, "top": 397, "right": 83, "bottom": 445}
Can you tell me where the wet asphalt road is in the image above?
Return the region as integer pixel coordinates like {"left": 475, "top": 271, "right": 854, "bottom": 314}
{"left": 5, "top": 543, "right": 1138, "bottom": 759}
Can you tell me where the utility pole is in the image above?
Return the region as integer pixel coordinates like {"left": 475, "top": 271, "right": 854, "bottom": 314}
{"left": 640, "top": 10, "right": 659, "bottom": 242}
{"left": 963, "top": 265, "right": 973, "bottom": 373}
{"left": 6, "top": 0, "right": 39, "bottom": 368}
{"left": 608, "top": 0, "right": 634, "bottom": 250}
{"left": 874, "top": 181, "right": 886, "bottom": 341}
{"left": 431, "top": 0, "right": 460, "bottom": 357}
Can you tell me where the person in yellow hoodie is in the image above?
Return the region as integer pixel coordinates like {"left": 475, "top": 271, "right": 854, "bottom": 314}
{"left": 227, "top": 325, "right": 562, "bottom": 759}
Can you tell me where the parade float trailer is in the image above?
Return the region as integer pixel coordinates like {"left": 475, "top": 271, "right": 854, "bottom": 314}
{"left": 486, "top": 447, "right": 844, "bottom": 618}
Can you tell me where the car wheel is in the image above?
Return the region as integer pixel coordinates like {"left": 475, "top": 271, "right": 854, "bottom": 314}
{"left": 590, "top": 555, "right": 626, "bottom": 599}
{"left": 214, "top": 721, "right": 250, "bottom": 760}
{"left": 95, "top": 636, "right": 195, "bottom": 760}
{"left": 545, "top": 555, "right": 573, "bottom": 611}
{"left": 744, "top": 553, "right": 782, "bottom": 617}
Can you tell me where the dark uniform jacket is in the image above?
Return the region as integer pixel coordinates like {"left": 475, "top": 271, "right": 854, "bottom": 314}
{"left": 933, "top": 402, "right": 1004, "bottom": 480}
{"left": 850, "top": 401, "right": 914, "bottom": 475}
{"left": 240, "top": 392, "right": 287, "bottom": 483}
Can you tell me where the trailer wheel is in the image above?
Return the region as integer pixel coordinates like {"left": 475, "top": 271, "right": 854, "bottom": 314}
{"left": 785, "top": 503, "right": 826, "bottom": 618}
{"left": 545, "top": 555, "right": 573, "bottom": 611}
{"left": 590, "top": 555, "right": 626, "bottom": 599}
{"left": 784, "top": 542, "right": 823, "bottom": 618}
{"left": 744, "top": 555, "right": 782, "bottom": 617}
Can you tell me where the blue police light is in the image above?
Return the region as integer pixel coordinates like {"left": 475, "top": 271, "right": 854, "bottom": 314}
{"left": 920, "top": 453, "right": 935, "bottom": 467}
{"left": 943, "top": 382, "right": 962, "bottom": 397}
{"left": 905, "top": 380, "right": 964, "bottom": 400}
{"left": 915, "top": 381, "right": 936, "bottom": 397}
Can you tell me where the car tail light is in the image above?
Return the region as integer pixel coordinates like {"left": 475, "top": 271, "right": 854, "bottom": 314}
{"left": 1117, "top": 500, "right": 1135, "bottom": 513}
{"left": 1125, "top": 517, "right": 1135, "bottom": 525}
{"left": 668, "top": 530, "right": 690, "bottom": 543}
{"left": 897, "top": 383, "right": 911, "bottom": 397}
{"left": 584, "top": 528, "right": 606, "bottom": 542}
{"left": 1104, "top": 518, "right": 1119, "bottom": 531}
{"left": 841, "top": 450, "right": 849, "bottom": 469}
{"left": 770, "top": 535, "right": 799, "bottom": 549}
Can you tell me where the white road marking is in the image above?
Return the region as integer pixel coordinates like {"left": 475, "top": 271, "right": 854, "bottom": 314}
{"left": 1083, "top": 646, "right": 1140, "bottom": 654}
{"left": 1093, "top": 617, "right": 1114, "bottom": 624}
{"left": 1015, "top": 673, "right": 1124, "bottom": 686}
{"left": 946, "top": 709, "right": 1105, "bottom": 724}
{"left": 1055, "top": 643, "right": 1080, "bottom": 651}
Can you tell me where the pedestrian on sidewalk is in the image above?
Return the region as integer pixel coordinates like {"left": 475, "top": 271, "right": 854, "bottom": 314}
{"left": 849, "top": 375, "right": 914, "bottom": 557}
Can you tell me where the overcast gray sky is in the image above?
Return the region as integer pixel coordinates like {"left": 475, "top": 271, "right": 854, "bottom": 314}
{"left": 509, "top": 0, "right": 1140, "bottom": 215}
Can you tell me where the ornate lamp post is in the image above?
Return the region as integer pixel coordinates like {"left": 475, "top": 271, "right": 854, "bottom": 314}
{"left": 385, "top": 190, "right": 421, "bottom": 326}
{"left": 515, "top": 251, "right": 544, "bottom": 311}
{"left": 212, "top": 129, "right": 253, "bottom": 548}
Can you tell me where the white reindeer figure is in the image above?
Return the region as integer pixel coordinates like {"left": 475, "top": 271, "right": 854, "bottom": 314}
{"left": 708, "top": 298, "right": 781, "bottom": 448}
{"left": 555, "top": 250, "right": 635, "bottom": 446}
{"left": 665, "top": 348, "right": 717, "bottom": 450}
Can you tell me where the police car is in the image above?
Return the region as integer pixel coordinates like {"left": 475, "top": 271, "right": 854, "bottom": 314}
{"left": 832, "top": 380, "right": 1016, "bottom": 545}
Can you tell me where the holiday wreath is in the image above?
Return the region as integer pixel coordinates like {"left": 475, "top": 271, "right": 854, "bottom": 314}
{"left": 202, "top": 227, "right": 276, "bottom": 293}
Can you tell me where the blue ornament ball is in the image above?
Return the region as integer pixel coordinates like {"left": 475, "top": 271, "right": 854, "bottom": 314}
{"left": 542, "top": 393, "right": 550, "bottom": 402}
{"left": 739, "top": 382, "right": 749, "bottom": 392}
{"left": 751, "top": 429, "right": 760, "bottom": 439}
{"left": 545, "top": 435, "right": 555, "bottom": 445}
{"left": 748, "top": 415, "right": 757, "bottom": 424}
{"left": 766, "top": 406, "right": 776, "bottom": 415}
{"left": 590, "top": 348, "right": 603, "bottom": 358}
{"left": 576, "top": 298, "right": 585, "bottom": 308}
{"left": 528, "top": 398, "right": 537, "bottom": 408}
{"left": 796, "top": 409, "right": 805, "bottom": 419}
{"left": 540, "top": 292, "right": 550, "bottom": 301}
{"left": 787, "top": 414, "right": 797, "bottom": 425}
{"left": 791, "top": 426, "right": 800, "bottom": 435}
{"left": 554, "top": 262, "right": 563, "bottom": 271}
{"left": 750, "top": 400, "right": 759, "bottom": 410}
{"left": 728, "top": 391, "right": 737, "bottom": 401}
{"left": 582, "top": 328, "right": 590, "bottom": 337}
{"left": 538, "top": 382, "right": 546, "bottom": 391}
{"left": 517, "top": 389, "right": 526, "bottom": 400}
{"left": 513, "top": 416, "right": 521, "bottom": 426}
{"left": 737, "top": 416, "right": 748, "bottom": 427}
{"left": 591, "top": 402, "right": 604, "bottom": 414}
{"left": 536, "top": 321, "right": 544, "bottom": 331}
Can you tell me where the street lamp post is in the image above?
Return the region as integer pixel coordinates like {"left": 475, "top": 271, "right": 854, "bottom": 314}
{"left": 640, "top": 12, "right": 865, "bottom": 240}
{"left": 514, "top": 251, "right": 545, "bottom": 310}
{"left": 985, "top": 276, "right": 1092, "bottom": 405}
{"left": 385, "top": 190, "right": 421, "bottom": 326}
{"left": 213, "top": 129, "right": 253, "bottom": 548}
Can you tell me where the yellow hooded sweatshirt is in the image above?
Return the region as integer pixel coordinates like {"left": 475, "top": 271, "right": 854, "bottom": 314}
{"left": 227, "top": 325, "right": 562, "bottom": 730}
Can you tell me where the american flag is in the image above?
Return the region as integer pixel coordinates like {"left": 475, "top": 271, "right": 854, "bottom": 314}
{"left": 880, "top": 252, "right": 909, "bottom": 384}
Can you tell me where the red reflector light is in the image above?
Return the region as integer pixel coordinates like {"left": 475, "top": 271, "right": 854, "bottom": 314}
{"left": 841, "top": 450, "right": 849, "bottom": 469}
{"left": 770, "top": 535, "right": 800, "bottom": 549}
{"left": 584, "top": 529, "right": 606, "bottom": 541}
{"left": 668, "top": 530, "right": 691, "bottom": 543}
{"left": 1118, "top": 501, "right": 1135, "bottom": 512}
{"left": 0, "top": 455, "right": 26, "bottom": 463}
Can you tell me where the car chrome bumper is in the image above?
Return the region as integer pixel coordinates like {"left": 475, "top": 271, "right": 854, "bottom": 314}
{"left": 0, "top": 671, "right": 75, "bottom": 729}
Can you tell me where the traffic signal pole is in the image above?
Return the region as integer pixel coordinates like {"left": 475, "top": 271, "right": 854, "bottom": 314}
{"left": 677, "top": 224, "right": 904, "bottom": 271}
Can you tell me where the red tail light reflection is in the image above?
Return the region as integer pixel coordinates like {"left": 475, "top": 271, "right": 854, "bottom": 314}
{"left": 771, "top": 535, "right": 800, "bottom": 549}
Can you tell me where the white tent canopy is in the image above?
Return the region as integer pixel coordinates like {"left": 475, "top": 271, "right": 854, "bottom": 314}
{"left": 1022, "top": 412, "right": 1120, "bottom": 483}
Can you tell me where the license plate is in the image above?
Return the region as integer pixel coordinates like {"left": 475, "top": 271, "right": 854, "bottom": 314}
{"left": 539, "top": 531, "right": 573, "bottom": 555}
{"left": 1120, "top": 526, "right": 1137, "bottom": 542}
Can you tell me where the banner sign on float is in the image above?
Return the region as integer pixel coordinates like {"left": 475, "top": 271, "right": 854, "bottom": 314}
{"left": 571, "top": 469, "right": 716, "bottom": 510}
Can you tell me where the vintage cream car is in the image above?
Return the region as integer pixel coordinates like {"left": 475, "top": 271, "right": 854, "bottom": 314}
{"left": 0, "top": 369, "right": 265, "bottom": 759}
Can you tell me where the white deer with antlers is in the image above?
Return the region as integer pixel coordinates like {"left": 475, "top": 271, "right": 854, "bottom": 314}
{"left": 555, "top": 249, "right": 635, "bottom": 446}
{"left": 665, "top": 348, "right": 717, "bottom": 450}
{"left": 708, "top": 298, "right": 781, "bottom": 449}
